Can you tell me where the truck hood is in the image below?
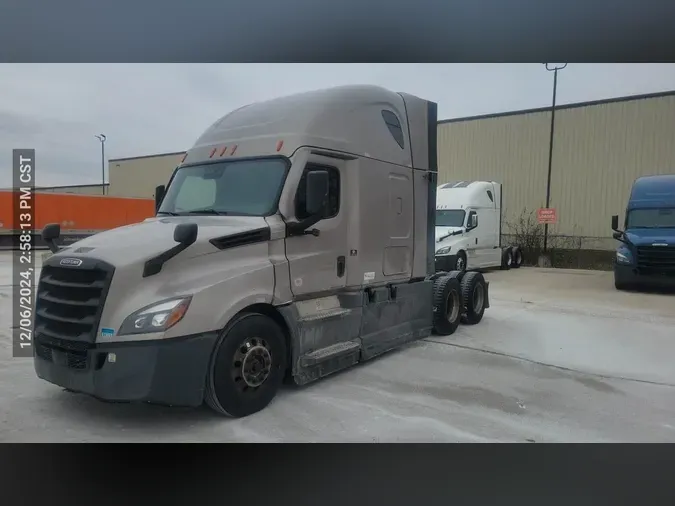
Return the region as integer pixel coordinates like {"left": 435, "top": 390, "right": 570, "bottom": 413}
{"left": 435, "top": 226, "right": 464, "bottom": 242}
{"left": 624, "top": 228, "right": 675, "bottom": 246}
{"left": 54, "top": 215, "right": 270, "bottom": 267}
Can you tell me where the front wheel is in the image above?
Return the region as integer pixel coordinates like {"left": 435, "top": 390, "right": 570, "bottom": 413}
{"left": 455, "top": 251, "right": 467, "bottom": 272}
{"left": 614, "top": 277, "right": 632, "bottom": 291}
{"left": 205, "top": 312, "right": 287, "bottom": 418}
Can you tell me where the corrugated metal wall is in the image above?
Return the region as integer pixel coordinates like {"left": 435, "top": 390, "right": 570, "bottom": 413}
{"left": 437, "top": 93, "right": 675, "bottom": 250}
{"left": 108, "top": 152, "right": 184, "bottom": 199}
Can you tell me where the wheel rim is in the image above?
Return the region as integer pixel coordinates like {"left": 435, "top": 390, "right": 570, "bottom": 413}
{"left": 472, "top": 284, "right": 485, "bottom": 313}
{"left": 445, "top": 289, "right": 460, "bottom": 322}
{"left": 233, "top": 337, "right": 273, "bottom": 392}
{"left": 456, "top": 256, "right": 465, "bottom": 271}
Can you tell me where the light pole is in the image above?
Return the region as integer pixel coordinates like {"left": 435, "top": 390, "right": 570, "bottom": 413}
{"left": 95, "top": 134, "right": 107, "bottom": 195}
{"left": 542, "top": 63, "right": 567, "bottom": 253}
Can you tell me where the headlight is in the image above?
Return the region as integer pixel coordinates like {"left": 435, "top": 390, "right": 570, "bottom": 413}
{"left": 616, "top": 251, "right": 631, "bottom": 264}
{"left": 118, "top": 296, "right": 192, "bottom": 336}
{"left": 436, "top": 246, "right": 452, "bottom": 255}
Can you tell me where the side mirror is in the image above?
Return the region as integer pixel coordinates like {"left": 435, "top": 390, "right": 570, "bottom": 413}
{"left": 305, "top": 170, "right": 329, "bottom": 217}
{"left": 173, "top": 222, "right": 198, "bottom": 246}
{"left": 155, "top": 185, "right": 166, "bottom": 213}
{"left": 612, "top": 231, "right": 622, "bottom": 240}
{"left": 467, "top": 213, "right": 478, "bottom": 230}
{"left": 611, "top": 214, "right": 619, "bottom": 231}
{"left": 42, "top": 223, "right": 61, "bottom": 242}
{"left": 42, "top": 223, "right": 61, "bottom": 253}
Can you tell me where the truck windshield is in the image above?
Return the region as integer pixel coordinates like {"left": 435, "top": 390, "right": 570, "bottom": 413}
{"left": 158, "top": 158, "right": 288, "bottom": 217}
{"left": 436, "top": 209, "right": 466, "bottom": 227}
{"left": 626, "top": 208, "right": 675, "bottom": 229}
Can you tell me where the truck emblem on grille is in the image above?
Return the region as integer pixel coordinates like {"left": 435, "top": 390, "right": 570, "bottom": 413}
{"left": 59, "top": 258, "right": 83, "bottom": 266}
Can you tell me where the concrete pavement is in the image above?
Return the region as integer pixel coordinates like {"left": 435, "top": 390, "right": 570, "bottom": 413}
{"left": 1, "top": 252, "right": 673, "bottom": 442}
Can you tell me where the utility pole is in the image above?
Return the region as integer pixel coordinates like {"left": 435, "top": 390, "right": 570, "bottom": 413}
{"left": 95, "top": 134, "right": 107, "bottom": 195}
{"left": 542, "top": 63, "right": 567, "bottom": 252}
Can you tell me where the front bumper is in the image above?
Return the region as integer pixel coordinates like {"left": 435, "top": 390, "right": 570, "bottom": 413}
{"left": 34, "top": 332, "right": 218, "bottom": 407}
{"left": 435, "top": 254, "right": 458, "bottom": 273}
{"left": 614, "top": 263, "right": 675, "bottom": 288}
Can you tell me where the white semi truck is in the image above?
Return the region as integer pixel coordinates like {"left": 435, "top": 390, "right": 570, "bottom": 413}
{"left": 434, "top": 181, "right": 523, "bottom": 272}
{"left": 33, "top": 85, "right": 491, "bottom": 418}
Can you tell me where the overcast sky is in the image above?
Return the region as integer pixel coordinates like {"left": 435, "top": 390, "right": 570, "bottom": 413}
{"left": 1, "top": 63, "right": 674, "bottom": 188}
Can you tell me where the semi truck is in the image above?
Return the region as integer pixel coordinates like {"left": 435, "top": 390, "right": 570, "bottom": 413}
{"left": 33, "top": 85, "right": 490, "bottom": 418}
{"left": 434, "top": 181, "right": 523, "bottom": 272}
{"left": 611, "top": 174, "right": 675, "bottom": 291}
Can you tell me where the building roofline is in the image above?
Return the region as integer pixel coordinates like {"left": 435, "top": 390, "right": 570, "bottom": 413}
{"left": 103, "top": 90, "right": 675, "bottom": 163}
{"left": 109, "top": 150, "right": 186, "bottom": 163}
{"left": 35, "top": 183, "right": 109, "bottom": 190}
{"left": 438, "top": 89, "right": 675, "bottom": 125}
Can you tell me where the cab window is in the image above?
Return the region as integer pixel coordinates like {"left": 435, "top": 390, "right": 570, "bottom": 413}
{"left": 295, "top": 164, "right": 341, "bottom": 220}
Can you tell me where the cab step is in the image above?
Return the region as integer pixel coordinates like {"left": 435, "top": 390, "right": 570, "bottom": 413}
{"left": 297, "top": 307, "right": 351, "bottom": 323}
{"left": 299, "top": 340, "right": 361, "bottom": 367}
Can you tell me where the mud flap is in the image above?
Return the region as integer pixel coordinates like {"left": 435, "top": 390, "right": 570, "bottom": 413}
{"left": 485, "top": 281, "right": 490, "bottom": 309}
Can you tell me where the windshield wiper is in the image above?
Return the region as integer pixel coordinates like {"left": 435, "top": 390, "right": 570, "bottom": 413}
{"left": 183, "top": 208, "right": 224, "bottom": 215}
{"left": 437, "top": 229, "right": 464, "bottom": 242}
{"left": 157, "top": 211, "right": 180, "bottom": 216}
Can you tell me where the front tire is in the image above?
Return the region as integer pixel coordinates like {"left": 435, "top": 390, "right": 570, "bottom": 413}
{"left": 205, "top": 312, "right": 287, "bottom": 418}
{"left": 614, "top": 276, "right": 632, "bottom": 291}
{"left": 455, "top": 251, "right": 467, "bottom": 272}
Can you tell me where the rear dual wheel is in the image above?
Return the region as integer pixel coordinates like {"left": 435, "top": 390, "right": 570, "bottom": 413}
{"left": 501, "top": 248, "right": 513, "bottom": 270}
{"left": 460, "top": 271, "right": 487, "bottom": 325}
{"left": 432, "top": 273, "right": 463, "bottom": 335}
{"left": 432, "top": 270, "right": 489, "bottom": 334}
{"left": 511, "top": 247, "right": 523, "bottom": 268}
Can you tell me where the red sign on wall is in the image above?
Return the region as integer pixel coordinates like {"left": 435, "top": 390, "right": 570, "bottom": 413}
{"left": 537, "top": 208, "right": 557, "bottom": 225}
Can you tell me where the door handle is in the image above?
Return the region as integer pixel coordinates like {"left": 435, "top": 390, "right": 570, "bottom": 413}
{"left": 336, "top": 256, "right": 346, "bottom": 277}
{"left": 475, "top": 238, "right": 478, "bottom": 245}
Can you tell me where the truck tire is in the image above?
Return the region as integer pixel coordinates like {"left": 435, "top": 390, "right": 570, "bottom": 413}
{"left": 205, "top": 312, "right": 287, "bottom": 418}
{"left": 432, "top": 274, "right": 463, "bottom": 335}
{"left": 501, "top": 248, "right": 512, "bottom": 270}
{"left": 455, "top": 251, "right": 467, "bottom": 272}
{"left": 511, "top": 247, "right": 523, "bottom": 268}
{"left": 614, "top": 278, "right": 632, "bottom": 291}
{"left": 461, "top": 271, "right": 488, "bottom": 325}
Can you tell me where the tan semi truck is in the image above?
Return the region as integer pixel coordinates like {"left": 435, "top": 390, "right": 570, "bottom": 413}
{"left": 33, "top": 85, "right": 490, "bottom": 418}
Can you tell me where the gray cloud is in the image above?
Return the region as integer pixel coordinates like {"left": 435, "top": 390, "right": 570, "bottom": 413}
{"left": 1, "top": 63, "right": 674, "bottom": 187}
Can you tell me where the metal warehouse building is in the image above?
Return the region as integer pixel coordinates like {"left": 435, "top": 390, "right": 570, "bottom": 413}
{"left": 438, "top": 90, "right": 675, "bottom": 250}
{"left": 107, "top": 90, "right": 675, "bottom": 251}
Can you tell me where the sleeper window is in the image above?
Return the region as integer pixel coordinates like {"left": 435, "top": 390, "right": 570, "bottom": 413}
{"left": 381, "top": 110, "right": 405, "bottom": 149}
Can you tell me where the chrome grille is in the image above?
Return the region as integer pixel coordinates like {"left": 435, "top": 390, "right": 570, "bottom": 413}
{"left": 636, "top": 245, "right": 675, "bottom": 276}
{"left": 35, "top": 260, "right": 114, "bottom": 343}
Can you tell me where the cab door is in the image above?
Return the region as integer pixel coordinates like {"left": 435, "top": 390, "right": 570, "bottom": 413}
{"left": 464, "top": 208, "right": 481, "bottom": 268}
{"left": 284, "top": 155, "right": 347, "bottom": 297}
